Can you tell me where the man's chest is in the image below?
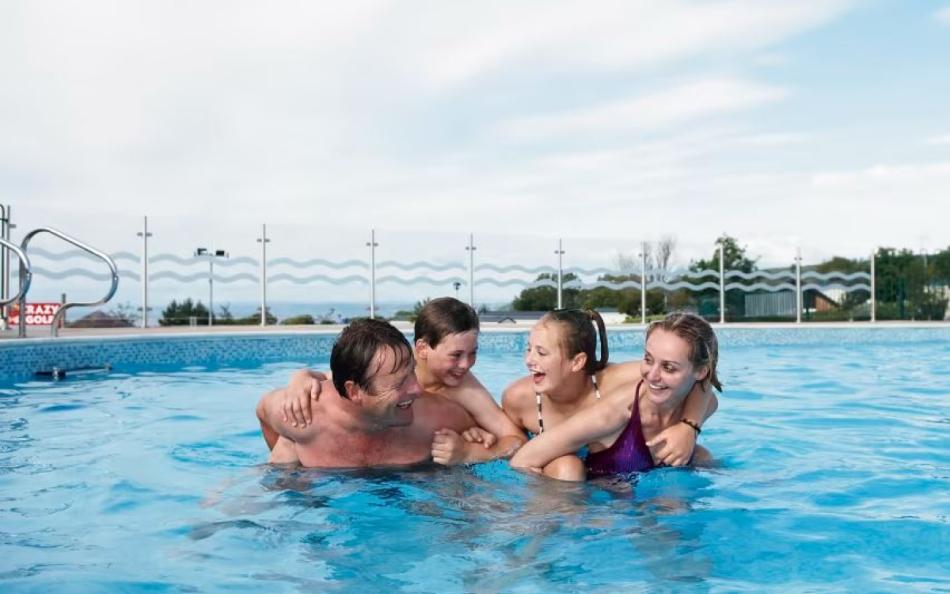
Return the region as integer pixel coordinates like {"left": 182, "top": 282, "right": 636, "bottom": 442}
{"left": 297, "top": 428, "right": 430, "bottom": 468}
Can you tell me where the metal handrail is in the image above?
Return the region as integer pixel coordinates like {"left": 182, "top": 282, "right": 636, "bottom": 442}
{"left": 0, "top": 238, "right": 31, "bottom": 308}
{"left": 19, "top": 227, "right": 120, "bottom": 338}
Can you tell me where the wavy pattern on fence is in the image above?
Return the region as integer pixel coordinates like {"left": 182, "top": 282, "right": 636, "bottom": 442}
{"left": 148, "top": 271, "right": 259, "bottom": 283}
{"left": 28, "top": 247, "right": 139, "bottom": 263}
{"left": 376, "top": 275, "right": 467, "bottom": 286}
{"left": 32, "top": 266, "right": 129, "bottom": 282}
{"left": 267, "top": 273, "right": 368, "bottom": 285}
{"left": 378, "top": 260, "right": 465, "bottom": 272}
{"left": 474, "top": 263, "right": 555, "bottom": 275}
{"left": 27, "top": 250, "right": 875, "bottom": 296}
{"left": 803, "top": 283, "right": 871, "bottom": 293}
{"left": 269, "top": 257, "right": 367, "bottom": 269}
{"left": 564, "top": 266, "right": 620, "bottom": 276}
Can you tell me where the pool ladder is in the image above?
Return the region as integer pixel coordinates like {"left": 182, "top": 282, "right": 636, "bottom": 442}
{"left": 0, "top": 225, "right": 119, "bottom": 338}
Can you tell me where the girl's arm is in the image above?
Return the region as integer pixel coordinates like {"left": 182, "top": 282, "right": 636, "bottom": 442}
{"left": 646, "top": 382, "right": 718, "bottom": 466}
{"left": 431, "top": 379, "right": 527, "bottom": 465}
{"left": 457, "top": 377, "right": 527, "bottom": 444}
{"left": 510, "top": 395, "right": 629, "bottom": 473}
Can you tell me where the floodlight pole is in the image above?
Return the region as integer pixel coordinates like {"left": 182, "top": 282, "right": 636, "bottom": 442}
{"left": 195, "top": 247, "right": 228, "bottom": 326}
{"left": 136, "top": 216, "right": 152, "bottom": 328}
{"left": 555, "top": 238, "right": 565, "bottom": 309}
{"left": 257, "top": 224, "right": 270, "bottom": 326}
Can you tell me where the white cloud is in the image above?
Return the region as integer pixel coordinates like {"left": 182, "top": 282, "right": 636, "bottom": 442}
{"left": 935, "top": 5, "right": 950, "bottom": 24}
{"left": 492, "top": 78, "right": 787, "bottom": 141}
{"left": 418, "top": 0, "right": 854, "bottom": 87}
{"left": 812, "top": 161, "right": 950, "bottom": 188}
{"left": 926, "top": 133, "right": 950, "bottom": 145}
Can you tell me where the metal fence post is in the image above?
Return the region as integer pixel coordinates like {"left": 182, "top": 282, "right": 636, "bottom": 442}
{"left": 366, "top": 229, "right": 377, "bottom": 319}
{"left": 555, "top": 238, "right": 564, "bottom": 309}
{"left": 257, "top": 224, "right": 270, "bottom": 326}
{"left": 466, "top": 234, "right": 476, "bottom": 309}
{"left": 719, "top": 242, "right": 725, "bottom": 324}
{"left": 136, "top": 216, "right": 152, "bottom": 328}
{"left": 870, "top": 248, "right": 876, "bottom": 323}
{"left": 795, "top": 248, "right": 802, "bottom": 323}
{"left": 640, "top": 241, "right": 647, "bottom": 325}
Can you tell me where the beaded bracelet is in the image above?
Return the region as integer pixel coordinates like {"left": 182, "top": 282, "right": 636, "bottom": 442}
{"left": 681, "top": 418, "right": 702, "bottom": 434}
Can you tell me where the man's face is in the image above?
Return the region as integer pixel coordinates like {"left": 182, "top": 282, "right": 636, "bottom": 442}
{"left": 363, "top": 346, "right": 420, "bottom": 427}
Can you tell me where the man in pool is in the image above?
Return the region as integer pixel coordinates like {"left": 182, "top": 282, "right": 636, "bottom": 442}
{"left": 256, "top": 318, "right": 500, "bottom": 467}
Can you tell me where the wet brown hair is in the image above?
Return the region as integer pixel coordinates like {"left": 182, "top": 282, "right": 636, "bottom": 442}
{"left": 646, "top": 312, "right": 722, "bottom": 392}
{"left": 541, "top": 309, "right": 608, "bottom": 375}
{"left": 414, "top": 297, "right": 479, "bottom": 348}
{"left": 331, "top": 318, "right": 413, "bottom": 399}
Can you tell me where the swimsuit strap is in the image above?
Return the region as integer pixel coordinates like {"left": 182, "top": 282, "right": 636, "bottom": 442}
{"left": 535, "top": 391, "right": 545, "bottom": 434}
{"left": 535, "top": 375, "right": 600, "bottom": 435}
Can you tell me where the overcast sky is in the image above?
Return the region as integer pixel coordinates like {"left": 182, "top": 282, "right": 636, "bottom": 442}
{"left": 4, "top": 1, "right": 950, "bottom": 307}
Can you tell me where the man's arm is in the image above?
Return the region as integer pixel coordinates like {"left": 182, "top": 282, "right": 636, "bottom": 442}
{"left": 431, "top": 430, "right": 524, "bottom": 465}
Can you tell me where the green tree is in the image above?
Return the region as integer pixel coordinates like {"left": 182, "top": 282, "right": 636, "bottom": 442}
{"left": 688, "top": 235, "right": 757, "bottom": 320}
{"left": 691, "top": 235, "right": 757, "bottom": 273}
{"left": 159, "top": 298, "right": 209, "bottom": 326}
{"left": 512, "top": 273, "right": 580, "bottom": 311}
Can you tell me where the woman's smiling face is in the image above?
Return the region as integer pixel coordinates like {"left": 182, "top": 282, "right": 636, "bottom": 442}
{"left": 640, "top": 328, "right": 706, "bottom": 406}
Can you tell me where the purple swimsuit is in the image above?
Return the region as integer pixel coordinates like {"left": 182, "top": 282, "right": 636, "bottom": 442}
{"left": 584, "top": 381, "right": 656, "bottom": 477}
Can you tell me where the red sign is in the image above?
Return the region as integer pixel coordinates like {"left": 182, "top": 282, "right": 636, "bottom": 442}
{"left": 8, "top": 302, "right": 62, "bottom": 326}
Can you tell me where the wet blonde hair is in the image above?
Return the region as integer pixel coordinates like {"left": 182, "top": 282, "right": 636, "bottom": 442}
{"left": 646, "top": 312, "right": 722, "bottom": 392}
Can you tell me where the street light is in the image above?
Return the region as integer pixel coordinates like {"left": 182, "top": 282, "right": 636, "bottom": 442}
{"left": 195, "top": 247, "right": 228, "bottom": 326}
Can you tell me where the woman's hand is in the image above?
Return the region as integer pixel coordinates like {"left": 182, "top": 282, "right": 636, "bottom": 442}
{"left": 645, "top": 421, "right": 696, "bottom": 466}
{"left": 282, "top": 369, "right": 326, "bottom": 427}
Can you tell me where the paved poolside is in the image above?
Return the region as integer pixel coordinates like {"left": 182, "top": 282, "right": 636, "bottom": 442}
{"left": 1, "top": 319, "right": 946, "bottom": 341}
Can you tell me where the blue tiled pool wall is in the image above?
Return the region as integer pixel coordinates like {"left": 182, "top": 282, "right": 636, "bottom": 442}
{"left": 1, "top": 327, "right": 947, "bottom": 380}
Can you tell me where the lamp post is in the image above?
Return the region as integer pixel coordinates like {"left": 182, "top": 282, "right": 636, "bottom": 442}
{"left": 195, "top": 247, "right": 228, "bottom": 326}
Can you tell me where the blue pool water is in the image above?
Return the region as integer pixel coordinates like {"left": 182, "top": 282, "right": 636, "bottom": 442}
{"left": 1, "top": 328, "right": 948, "bottom": 593}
